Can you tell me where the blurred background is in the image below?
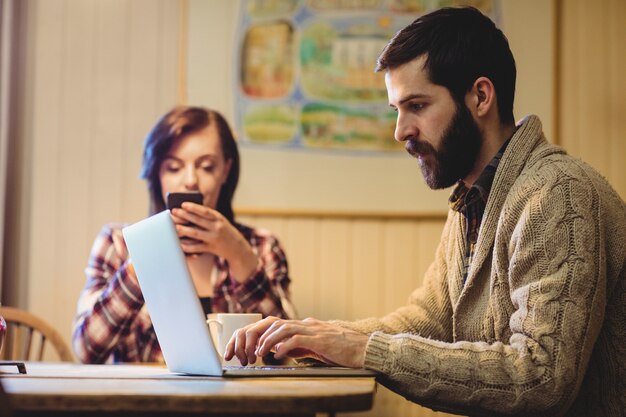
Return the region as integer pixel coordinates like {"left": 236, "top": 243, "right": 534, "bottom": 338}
{"left": 0, "top": 0, "right": 624, "bottom": 416}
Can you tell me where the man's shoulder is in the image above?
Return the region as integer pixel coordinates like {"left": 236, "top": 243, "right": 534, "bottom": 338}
{"left": 519, "top": 149, "right": 611, "bottom": 192}
{"left": 509, "top": 150, "right": 625, "bottom": 219}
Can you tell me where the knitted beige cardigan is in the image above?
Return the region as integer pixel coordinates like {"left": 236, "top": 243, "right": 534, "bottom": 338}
{"left": 335, "top": 115, "right": 626, "bottom": 416}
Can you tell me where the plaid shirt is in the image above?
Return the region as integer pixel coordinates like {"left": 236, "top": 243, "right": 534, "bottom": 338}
{"left": 449, "top": 140, "right": 510, "bottom": 284}
{"left": 73, "top": 221, "right": 292, "bottom": 364}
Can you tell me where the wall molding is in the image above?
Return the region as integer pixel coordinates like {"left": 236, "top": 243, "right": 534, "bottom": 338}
{"left": 235, "top": 207, "right": 447, "bottom": 221}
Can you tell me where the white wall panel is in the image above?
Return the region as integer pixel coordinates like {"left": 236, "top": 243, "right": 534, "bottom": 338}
{"left": 21, "top": 0, "right": 179, "bottom": 353}
{"left": 318, "top": 219, "right": 351, "bottom": 320}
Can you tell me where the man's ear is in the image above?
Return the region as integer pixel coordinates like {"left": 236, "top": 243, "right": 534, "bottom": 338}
{"left": 468, "top": 76, "right": 496, "bottom": 118}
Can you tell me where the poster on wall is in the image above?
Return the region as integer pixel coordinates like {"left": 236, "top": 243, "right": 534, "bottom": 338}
{"left": 235, "top": 0, "right": 501, "bottom": 154}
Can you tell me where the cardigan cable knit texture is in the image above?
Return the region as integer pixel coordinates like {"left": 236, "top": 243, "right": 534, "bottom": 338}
{"left": 334, "top": 115, "right": 626, "bottom": 417}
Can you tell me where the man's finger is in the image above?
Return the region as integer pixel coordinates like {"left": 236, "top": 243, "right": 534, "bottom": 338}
{"left": 257, "top": 321, "right": 311, "bottom": 357}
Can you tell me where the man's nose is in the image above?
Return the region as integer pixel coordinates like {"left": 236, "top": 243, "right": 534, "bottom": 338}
{"left": 394, "top": 114, "right": 416, "bottom": 143}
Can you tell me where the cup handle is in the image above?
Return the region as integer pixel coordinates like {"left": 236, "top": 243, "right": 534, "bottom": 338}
{"left": 206, "top": 318, "right": 222, "bottom": 330}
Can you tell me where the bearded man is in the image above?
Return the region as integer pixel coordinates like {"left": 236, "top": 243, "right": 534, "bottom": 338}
{"left": 225, "top": 7, "right": 626, "bottom": 417}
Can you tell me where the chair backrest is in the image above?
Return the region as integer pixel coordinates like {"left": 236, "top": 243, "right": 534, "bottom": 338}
{"left": 0, "top": 306, "right": 74, "bottom": 362}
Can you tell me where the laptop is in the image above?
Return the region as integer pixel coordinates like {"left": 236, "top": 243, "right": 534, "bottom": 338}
{"left": 122, "top": 210, "right": 377, "bottom": 378}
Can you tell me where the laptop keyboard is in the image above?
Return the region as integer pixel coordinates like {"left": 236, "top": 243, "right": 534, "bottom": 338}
{"left": 223, "top": 365, "right": 300, "bottom": 371}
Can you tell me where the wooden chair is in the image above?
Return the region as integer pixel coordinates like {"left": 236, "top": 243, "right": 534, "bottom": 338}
{"left": 0, "top": 306, "right": 74, "bottom": 362}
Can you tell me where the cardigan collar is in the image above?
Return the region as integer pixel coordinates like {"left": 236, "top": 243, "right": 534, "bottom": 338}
{"left": 455, "top": 115, "right": 565, "bottom": 301}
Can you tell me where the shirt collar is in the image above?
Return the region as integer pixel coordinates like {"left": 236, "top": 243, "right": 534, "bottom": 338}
{"left": 449, "top": 138, "right": 511, "bottom": 213}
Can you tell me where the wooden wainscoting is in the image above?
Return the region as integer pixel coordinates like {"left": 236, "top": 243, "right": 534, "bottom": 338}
{"left": 238, "top": 210, "right": 461, "bottom": 417}
{"left": 558, "top": 0, "right": 626, "bottom": 200}
{"left": 237, "top": 211, "right": 446, "bottom": 322}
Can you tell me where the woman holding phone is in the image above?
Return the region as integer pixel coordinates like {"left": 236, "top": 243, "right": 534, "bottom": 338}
{"left": 72, "top": 106, "right": 295, "bottom": 363}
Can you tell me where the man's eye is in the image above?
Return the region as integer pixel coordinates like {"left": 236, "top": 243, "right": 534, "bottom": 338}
{"left": 409, "top": 103, "right": 425, "bottom": 111}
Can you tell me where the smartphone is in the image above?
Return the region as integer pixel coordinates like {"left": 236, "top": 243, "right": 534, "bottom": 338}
{"left": 166, "top": 192, "right": 203, "bottom": 210}
{"left": 166, "top": 192, "right": 203, "bottom": 253}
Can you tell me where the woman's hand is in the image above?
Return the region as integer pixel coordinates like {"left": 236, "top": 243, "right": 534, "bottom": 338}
{"left": 170, "top": 203, "right": 258, "bottom": 282}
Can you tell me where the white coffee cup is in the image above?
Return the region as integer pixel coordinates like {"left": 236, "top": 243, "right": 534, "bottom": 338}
{"left": 206, "top": 313, "right": 262, "bottom": 365}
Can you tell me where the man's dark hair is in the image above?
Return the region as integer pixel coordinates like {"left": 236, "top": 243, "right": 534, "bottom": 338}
{"left": 140, "top": 106, "right": 240, "bottom": 223}
{"left": 376, "top": 7, "right": 516, "bottom": 124}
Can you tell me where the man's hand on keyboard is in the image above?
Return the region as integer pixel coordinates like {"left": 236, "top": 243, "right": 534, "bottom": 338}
{"left": 223, "top": 316, "right": 369, "bottom": 369}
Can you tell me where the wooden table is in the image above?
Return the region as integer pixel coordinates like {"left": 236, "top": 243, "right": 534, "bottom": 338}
{"left": 0, "top": 362, "right": 376, "bottom": 417}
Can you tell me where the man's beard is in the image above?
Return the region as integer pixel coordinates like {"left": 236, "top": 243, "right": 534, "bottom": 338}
{"left": 405, "top": 102, "right": 483, "bottom": 189}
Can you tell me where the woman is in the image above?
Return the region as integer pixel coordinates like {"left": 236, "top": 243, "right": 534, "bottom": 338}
{"left": 72, "top": 106, "right": 294, "bottom": 363}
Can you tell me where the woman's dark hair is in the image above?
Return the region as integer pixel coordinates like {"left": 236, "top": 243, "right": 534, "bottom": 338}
{"left": 139, "top": 106, "right": 240, "bottom": 223}
{"left": 376, "top": 7, "right": 516, "bottom": 124}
